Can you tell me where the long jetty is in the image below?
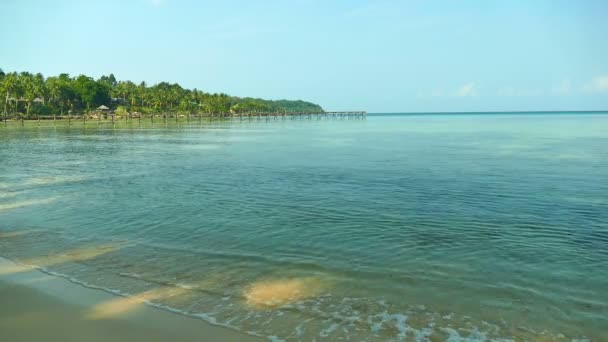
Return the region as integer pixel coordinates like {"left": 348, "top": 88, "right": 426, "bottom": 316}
{"left": 231, "top": 111, "right": 367, "bottom": 120}
{"left": 1, "top": 111, "right": 367, "bottom": 127}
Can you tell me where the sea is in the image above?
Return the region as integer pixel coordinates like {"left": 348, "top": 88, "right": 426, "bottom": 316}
{"left": 1, "top": 112, "right": 607, "bottom": 341}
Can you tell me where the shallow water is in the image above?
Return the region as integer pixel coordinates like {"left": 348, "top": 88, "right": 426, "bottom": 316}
{"left": 1, "top": 113, "right": 607, "bottom": 341}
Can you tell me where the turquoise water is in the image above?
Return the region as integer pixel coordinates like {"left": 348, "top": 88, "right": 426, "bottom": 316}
{"left": 1, "top": 113, "right": 607, "bottom": 341}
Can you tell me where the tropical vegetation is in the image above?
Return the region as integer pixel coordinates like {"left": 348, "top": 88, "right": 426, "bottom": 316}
{"left": 0, "top": 68, "right": 324, "bottom": 120}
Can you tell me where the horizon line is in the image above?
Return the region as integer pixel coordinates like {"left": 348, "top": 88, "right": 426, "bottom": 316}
{"left": 365, "top": 110, "right": 608, "bottom": 115}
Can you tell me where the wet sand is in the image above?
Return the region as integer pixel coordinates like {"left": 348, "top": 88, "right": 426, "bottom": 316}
{"left": 0, "top": 257, "right": 261, "bottom": 342}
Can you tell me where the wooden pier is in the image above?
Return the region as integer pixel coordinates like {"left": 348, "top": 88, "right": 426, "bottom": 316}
{"left": 0, "top": 111, "right": 367, "bottom": 127}
{"left": 232, "top": 111, "right": 367, "bottom": 120}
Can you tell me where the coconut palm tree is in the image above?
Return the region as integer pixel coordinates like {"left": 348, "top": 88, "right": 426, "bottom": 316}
{"left": 46, "top": 76, "right": 61, "bottom": 121}
{"left": 31, "top": 73, "right": 46, "bottom": 121}
{"left": 115, "top": 81, "right": 128, "bottom": 104}
{"left": 124, "top": 81, "right": 137, "bottom": 107}
{"left": 3, "top": 72, "right": 20, "bottom": 116}
{"left": 57, "top": 73, "right": 73, "bottom": 116}
{"left": 33, "top": 73, "right": 46, "bottom": 103}
{"left": 10, "top": 73, "right": 25, "bottom": 118}
{"left": 0, "top": 71, "right": 6, "bottom": 123}
{"left": 16, "top": 72, "right": 36, "bottom": 118}
{"left": 137, "top": 81, "right": 147, "bottom": 107}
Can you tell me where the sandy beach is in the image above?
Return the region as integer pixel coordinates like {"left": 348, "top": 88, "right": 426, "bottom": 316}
{"left": 0, "top": 257, "right": 261, "bottom": 342}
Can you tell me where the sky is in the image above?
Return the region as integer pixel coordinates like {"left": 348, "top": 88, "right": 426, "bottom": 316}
{"left": 1, "top": 0, "right": 607, "bottom": 112}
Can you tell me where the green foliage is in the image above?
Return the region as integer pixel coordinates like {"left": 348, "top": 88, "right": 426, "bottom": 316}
{"left": 73, "top": 75, "right": 109, "bottom": 110}
{"left": 0, "top": 68, "right": 324, "bottom": 117}
{"left": 30, "top": 104, "right": 53, "bottom": 115}
{"left": 115, "top": 106, "right": 129, "bottom": 116}
{"left": 234, "top": 98, "right": 323, "bottom": 113}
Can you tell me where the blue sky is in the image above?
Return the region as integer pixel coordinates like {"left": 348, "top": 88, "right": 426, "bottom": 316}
{"left": 1, "top": 0, "right": 607, "bottom": 112}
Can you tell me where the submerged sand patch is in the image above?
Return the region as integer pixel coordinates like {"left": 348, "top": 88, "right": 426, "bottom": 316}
{"left": 0, "top": 197, "right": 58, "bottom": 212}
{"left": 0, "top": 176, "right": 89, "bottom": 191}
{"left": 0, "top": 230, "right": 38, "bottom": 239}
{"left": 243, "top": 277, "right": 327, "bottom": 309}
{"left": 0, "top": 191, "right": 21, "bottom": 199}
{"left": 86, "top": 286, "right": 190, "bottom": 320}
{"left": 0, "top": 244, "right": 123, "bottom": 276}
{"left": 31, "top": 244, "right": 122, "bottom": 266}
{"left": 22, "top": 176, "right": 89, "bottom": 187}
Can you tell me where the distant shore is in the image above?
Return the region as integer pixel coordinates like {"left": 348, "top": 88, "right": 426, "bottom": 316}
{"left": 0, "top": 257, "right": 261, "bottom": 342}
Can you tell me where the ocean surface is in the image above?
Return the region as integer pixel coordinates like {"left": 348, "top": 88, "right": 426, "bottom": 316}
{"left": 1, "top": 113, "right": 607, "bottom": 341}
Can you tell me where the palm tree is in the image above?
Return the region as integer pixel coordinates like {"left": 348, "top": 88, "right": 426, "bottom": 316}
{"left": 115, "top": 81, "right": 128, "bottom": 104}
{"left": 32, "top": 73, "right": 46, "bottom": 122}
{"left": 17, "top": 72, "right": 38, "bottom": 118}
{"left": 46, "top": 76, "right": 61, "bottom": 121}
{"left": 0, "top": 71, "right": 6, "bottom": 124}
{"left": 125, "top": 81, "right": 137, "bottom": 107}
{"left": 33, "top": 73, "right": 46, "bottom": 103}
{"left": 138, "top": 81, "right": 147, "bottom": 107}
{"left": 57, "top": 73, "right": 72, "bottom": 116}
{"left": 10, "top": 73, "right": 25, "bottom": 118}
{"left": 3, "top": 73, "right": 19, "bottom": 117}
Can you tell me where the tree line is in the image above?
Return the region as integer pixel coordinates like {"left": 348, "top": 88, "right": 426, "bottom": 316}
{"left": 0, "top": 68, "right": 324, "bottom": 120}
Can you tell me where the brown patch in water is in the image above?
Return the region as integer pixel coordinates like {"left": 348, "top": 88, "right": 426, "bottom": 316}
{"left": 0, "top": 244, "right": 122, "bottom": 276}
{"left": 29, "top": 244, "right": 120, "bottom": 265}
{"left": 0, "top": 230, "right": 35, "bottom": 239}
{"left": 0, "top": 197, "right": 58, "bottom": 212}
{"left": 244, "top": 277, "right": 327, "bottom": 309}
{"left": 86, "top": 286, "right": 189, "bottom": 320}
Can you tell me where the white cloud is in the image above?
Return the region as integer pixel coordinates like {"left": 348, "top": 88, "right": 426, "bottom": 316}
{"left": 454, "top": 82, "right": 478, "bottom": 97}
{"left": 584, "top": 75, "right": 608, "bottom": 93}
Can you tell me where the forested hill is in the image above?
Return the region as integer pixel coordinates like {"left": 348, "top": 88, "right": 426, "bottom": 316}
{"left": 233, "top": 98, "right": 323, "bottom": 113}
{"left": 0, "top": 69, "right": 324, "bottom": 116}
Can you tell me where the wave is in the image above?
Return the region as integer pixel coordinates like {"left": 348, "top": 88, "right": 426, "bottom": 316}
{"left": 1, "top": 255, "right": 593, "bottom": 341}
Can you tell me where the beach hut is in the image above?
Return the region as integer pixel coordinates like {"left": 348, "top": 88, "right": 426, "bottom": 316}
{"left": 96, "top": 105, "right": 110, "bottom": 119}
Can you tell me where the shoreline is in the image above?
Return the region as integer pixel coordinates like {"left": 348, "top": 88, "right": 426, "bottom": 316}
{"left": 0, "top": 256, "right": 262, "bottom": 342}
